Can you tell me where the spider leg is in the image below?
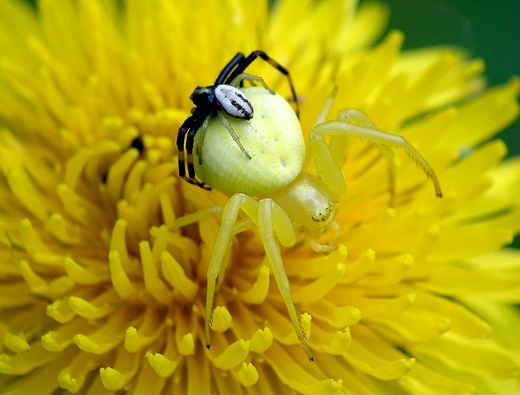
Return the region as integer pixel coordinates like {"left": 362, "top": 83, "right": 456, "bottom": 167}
{"left": 196, "top": 115, "right": 211, "bottom": 165}
{"left": 380, "top": 147, "right": 397, "bottom": 206}
{"left": 307, "top": 221, "right": 341, "bottom": 253}
{"left": 203, "top": 194, "right": 311, "bottom": 360}
{"left": 204, "top": 194, "right": 259, "bottom": 350}
{"left": 185, "top": 122, "right": 198, "bottom": 179}
{"left": 177, "top": 116, "right": 196, "bottom": 179}
{"left": 257, "top": 199, "right": 313, "bottom": 361}
{"left": 311, "top": 92, "right": 391, "bottom": 175}
{"left": 177, "top": 114, "right": 211, "bottom": 189}
{"left": 313, "top": 87, "right": 337, "bottom": 126}
{"left": 214, "top": 52, "right": 246, "bottom": 85}
{"left": 338, "top": 109, "right": 397, "bottom": 206}
{"left": 229, "top": 73, "right": 275, "bottom": 94}
{"left": 216, "top": 112, "right": 252, "bottom": 160}
{"left": 310, "top": 109, "right": 443, "bottom": 201}
{"left": 226, "top": 50, "right": 300, "bottom": 117}
{"left": 173, "top": 205, "right": 223, "bottom": 230}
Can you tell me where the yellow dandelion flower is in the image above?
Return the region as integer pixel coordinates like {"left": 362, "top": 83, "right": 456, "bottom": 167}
{"left": 1, "top": 0, "right": 520, "bottom": 394}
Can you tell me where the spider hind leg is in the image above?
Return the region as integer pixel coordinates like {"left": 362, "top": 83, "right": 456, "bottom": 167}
{"left": 216, "top": 112, "right": 252, "bottom": 160}
{"left": 230, "top": 73, "right": 275, "bottom": 95}
{"left": 226, "top": 50, "right": 300, "bottom": 117}
{"left": 177, "top": 116, "right": 211, "bottom": 190}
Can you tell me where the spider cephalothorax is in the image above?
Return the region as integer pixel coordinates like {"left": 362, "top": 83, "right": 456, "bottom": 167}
{"left": 177, "top": 51, "right": 298, "bottom": 189}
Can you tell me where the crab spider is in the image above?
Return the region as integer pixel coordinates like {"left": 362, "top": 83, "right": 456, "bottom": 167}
{"left": 175, "top": 86, "right": 442, "bottom": 361}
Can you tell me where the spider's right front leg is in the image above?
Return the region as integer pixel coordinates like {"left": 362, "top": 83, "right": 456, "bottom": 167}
{"left": 204, "top": 194, "right": 259, "bottom": 351}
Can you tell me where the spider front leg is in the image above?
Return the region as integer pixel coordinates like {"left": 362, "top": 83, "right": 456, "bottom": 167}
{"left": 337, "top": 110, "right": 397, "bottom": 205}
{"left": 257, "top": 199, "right": 314, "bottom": 361}
{"left": 203, "top": 194, "right": 313, "bottom": 361}
{"left": 310, "top": 108, "right": 443, "bottom": 201}
{"left": 203, "top": 194, "right": 258, "bottom": 353}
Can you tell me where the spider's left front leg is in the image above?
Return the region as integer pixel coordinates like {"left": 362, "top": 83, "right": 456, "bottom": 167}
{"left": 310, "top": 109, "right": 443, "bottom": 201}
{"left": 203, "top": 194, "right": 314, "bottom": 360}
{"left": 257, "top": 199, "right": 314, "bottom": 361}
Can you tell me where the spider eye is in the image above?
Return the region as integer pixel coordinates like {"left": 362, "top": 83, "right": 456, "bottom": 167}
{"left": 190, "top": 87, "right": 215, "bottom": 107}
{"left": 215, "top": 85, "right": 253, "bottom": 120}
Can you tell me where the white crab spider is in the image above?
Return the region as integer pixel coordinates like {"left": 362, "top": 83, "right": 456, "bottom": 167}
{"left": 175, "top": 86, "right": 442, "bottom": 361}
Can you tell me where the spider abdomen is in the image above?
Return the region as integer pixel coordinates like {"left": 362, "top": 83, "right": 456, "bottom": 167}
{"left": 215, "top": 85, "right": 254, "bottom": 120}
{"left": 194, "top": 87, "right": 305, "bottom": 196}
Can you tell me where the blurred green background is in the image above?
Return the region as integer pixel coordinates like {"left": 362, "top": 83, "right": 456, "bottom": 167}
{"left": 379, "top": 0, "right": 519, "bottom": 155}
{"left": 377, "top": 0, "right": 520, "bottom": 247}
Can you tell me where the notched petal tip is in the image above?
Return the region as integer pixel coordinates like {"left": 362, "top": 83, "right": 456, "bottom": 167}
{"left": 99, "top": 367, "right": 129, "bottom": 391}
{"left": 237, "top": 362, "right": 259, "bottom": 387}
{"left": 147, "top": 353, "right": 179, "bottom": 378}
{"left": 250, "top": 327, "right": 274, "bottom": 353}
{"left": 210, "top": 306, "right": 232, "bottom": 332}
